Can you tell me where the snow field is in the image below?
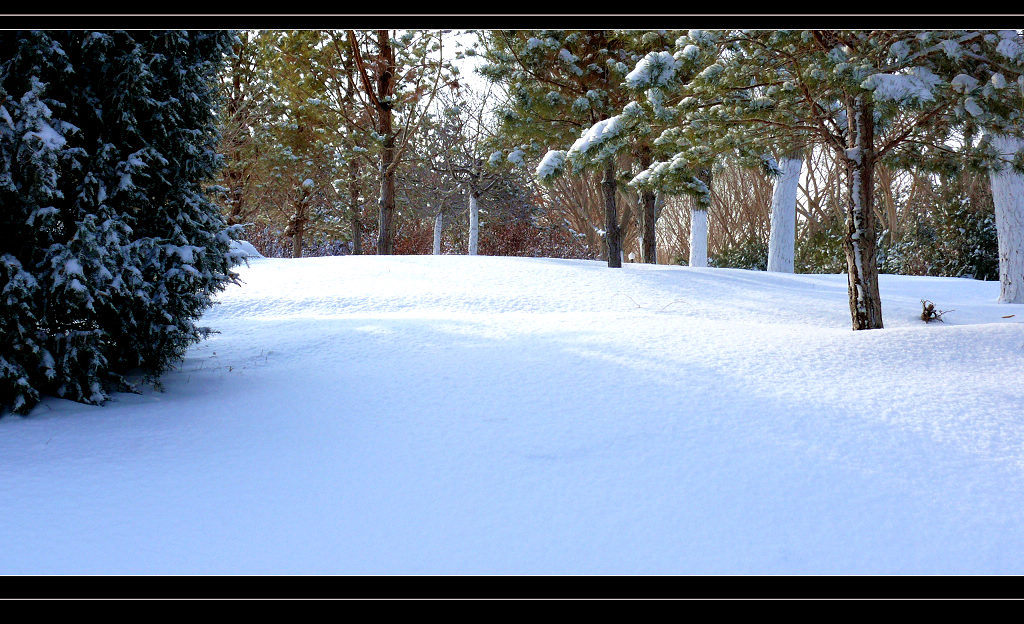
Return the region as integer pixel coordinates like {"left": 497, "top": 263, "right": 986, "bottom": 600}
{"left": 1, "top": 255, "right": 1023, "bottom": 573}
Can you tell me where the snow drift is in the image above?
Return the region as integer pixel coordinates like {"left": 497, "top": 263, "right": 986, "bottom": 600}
{"left": 1, "top": 255, "right": 1023, "bottom": 573}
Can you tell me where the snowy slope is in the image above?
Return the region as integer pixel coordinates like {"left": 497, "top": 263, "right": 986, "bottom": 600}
{"left": 2, "top": 255, "right": 1023, "bottom": 574}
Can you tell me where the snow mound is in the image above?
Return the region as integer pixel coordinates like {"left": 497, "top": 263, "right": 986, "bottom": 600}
{"left": 2, "top": 256, "right": 1023, "bottom": 574}
{"left": 230, "top": 239, "right": 264, "bottom": 258}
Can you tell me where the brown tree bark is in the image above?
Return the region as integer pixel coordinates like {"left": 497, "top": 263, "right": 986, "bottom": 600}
{"left": 602, "top": 159, "right": 622, "bottom": 268}
{"left": 375, "top": 30, "right": 397, "bottom": 255}
{"left": 841, "top": 96, "right": 884, "bottom": 330}
{"left": 223, "top": 54, "right": 249, "bottom": 226}
{"left": 288, "top": 187, "right": 310, "bottom": 259}
{"left": 291, "top": 222, "right": 304, "bottom": 258}
{"left": 349, "top": 161, "right": 362, "bottom": 255}
{"left": 637, "top": 146, "right": 658, "bottom": 264}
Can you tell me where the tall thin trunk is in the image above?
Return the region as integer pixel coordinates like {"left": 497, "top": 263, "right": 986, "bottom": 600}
{"left": 877, "top": 163, "right": 900, "bottom": 240}
{"left": 292, "top": 225, "right": 304, "bottom": 258}
{"left": 468, "top": 191, "right": 480, "bottom": 255}
{"left": 289, "top": 186, "right": 309, "bottom": 259}
{"left": 689, "top": 208, "right": 708, "bottom": 267}
{"left": 349, "top": 162, "right": 362, "bottom": 255}
{"left": 653, "top": 192, "right": 664, "bottom": 263}
{"left": 224, "top": 59, "right": 247, "bottom": 226}
{"left": 602, "top": 159, "right": 622, "bottom": 268}
{"left": 689, "top": 168, "right": 711, "bottom": 267}
{"left": 767, "top": 150, "right": 803, "bottom": 273}
{"left": 285, "top": 178, "right": 312, "bottom": 259}
{"left": 433, "top": 211, "right": 443, "bottom": 255}
{"left": 988, "top": 133, "right": 1024, "bottom": 303}
{"left": 375, "top": 30, "right": 396, "bottom": 255}
{"left": 637, "top": 146, "right": 658, "bottom": 263}
{"left": 377, "top": 123, "right": 395, "bottom": 254}
{"left": 226, "top": 174, "right": 246, "bottom": 225}
{"left": 842, "top": 96, "right": 884, "bottom": 330}
{"left": 350, "top": 212, "right": 362, "bottom": 255}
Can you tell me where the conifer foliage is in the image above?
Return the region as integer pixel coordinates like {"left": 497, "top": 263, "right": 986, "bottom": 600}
{"left": 0, "top": 30, "right": 240, "bottom": 415}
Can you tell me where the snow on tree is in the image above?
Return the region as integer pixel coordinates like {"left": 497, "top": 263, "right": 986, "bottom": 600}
{"left": 535, "top": 100, "right": 649, "bottom": 265}
{"left": 535, "top": 150, "right": 567, "bottom": 182}
{"left": 616, "top": 29, "right": 1024, "bottom": 329}
{"left": 559, "top": 32, "right": 723, "bottom": 267}
{"left": 480, "top": 30, "right": 677, "bottom": 267}
{"left": 625, "top": 51, "right": 682, "bottom": 89}
{"left": 0, "top": 31, "right": 239, "bottom": 415}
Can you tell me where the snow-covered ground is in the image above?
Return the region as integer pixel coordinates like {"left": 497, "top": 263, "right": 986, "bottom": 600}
{"left": 2, "top": 255, "right": 1024, "bottom": 574}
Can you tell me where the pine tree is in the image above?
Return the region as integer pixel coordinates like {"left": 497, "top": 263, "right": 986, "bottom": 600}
{"left": 0, "top": 30, "right": 239, "bottom": 415}
{"left": 217, "top": 31, "right": 276, "bottom": 227}
{"left": 606, "top": 29, "right": 1024, "bottom": 328}
{"left": 480, "top": 30, "right": 670, "bottom": 267}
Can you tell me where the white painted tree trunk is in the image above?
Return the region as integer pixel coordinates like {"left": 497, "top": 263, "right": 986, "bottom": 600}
{"left": 653, "top": 192, "right": 664, "bottom": 264}
{"left": 766, "top": 155, "right": 803, "bottom": 273}
{"left": 988, "top": 134, "right": 1024, "bottom": 304}
{"left": 433, "top": 212, "right": 443, "bottom": 255}
{"left": 689, "top": 208, "right": 708, "bottom": 267}
{"left": 468, "top": 193, "right": 479, "bottom": 256}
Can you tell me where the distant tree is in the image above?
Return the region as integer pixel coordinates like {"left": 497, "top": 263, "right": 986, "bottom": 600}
{"left": 426, "top": 86, "right": 506, "bottom": 255}
{"left": 480, "top": 29, "right": 665, "bottom": 267}
{"left": 536, "top": 43, "right": 722, "bottom": 268}
{"left": 217, "top": 31, "right": 276, "bottom": 227}
{"left": 346, "top": 30, "right": 456, "bottom": 254}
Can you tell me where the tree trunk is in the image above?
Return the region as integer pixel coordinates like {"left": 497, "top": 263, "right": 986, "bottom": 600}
{"left": 637, "top": 146, "right": 658, "bottom": 263}
{"left": 292, "top": 225, "right": 303, "bottom": 258}
{"left": 689, "top": 168, "right": 711, "bottom": 267}
{"left": 689, "top": 208, "right": 708, "bottom": 267}
{"left": 468, "top": 191, "right": 480, "bottom": 255}
{"left": 349, "top": 162, "right": 362, "bottom": 255}
{"left": 226, "top": 175, "right": 246, "bottom": 226}
{"left": 602, "top": 159, "right": 622, "bottom": 268}
{"left": 841, "top": 96, "right": 884, "bottom": 330}
{"left": 224, "top": 62, "right": 247, "bottom": 226}
{"left": 988, "top": 133, "right": 1024, "bottom": 303}
{"left": 375, "top": 30, "right": 396, "bottom": 255}
{"left": 288, "top": 180, "right": 312, "bottom": 259}
{"left": 767, "top": 150, "right": 803, "bottom": 273}
{"left": 377, "top": 123, "right": 396, "bottom": 255}
{"left": 350, "top": 212, "right": 362, "bottom": 255}
{"left": 653, "top": 192, "right": 664, "bottom": 263}
{"left": 290, "top": 191, "right": 308, "bottom": 259}
{"left": 433, "top": 211, "right": 443, "bottom": 255}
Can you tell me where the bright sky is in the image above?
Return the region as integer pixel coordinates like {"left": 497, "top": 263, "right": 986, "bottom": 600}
{"left": 446, "top": 29, "right": 491, "bottom": 94}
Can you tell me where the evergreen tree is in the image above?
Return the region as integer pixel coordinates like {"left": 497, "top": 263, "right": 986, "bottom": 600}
{"left": 599, "top": 29, "right": 1024, "bottom": 328}
{"left": 217, "top": 30, "right": 276, "bottom": 228}
{"left": 0, "top": 30, "right": 239, "bottom": 415}
{"left": 480, "top": 30, "right": 668, "bottom": 267}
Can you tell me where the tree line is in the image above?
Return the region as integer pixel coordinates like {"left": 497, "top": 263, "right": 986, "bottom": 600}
{"left": 220, "top": 29, "right": 1024, "bottom": 332}
{"left": 511, "top": 29, "right": 1024, "bottom": 329}
{"left": 4, "top": 28, "right": 1024, "bottom": 415}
